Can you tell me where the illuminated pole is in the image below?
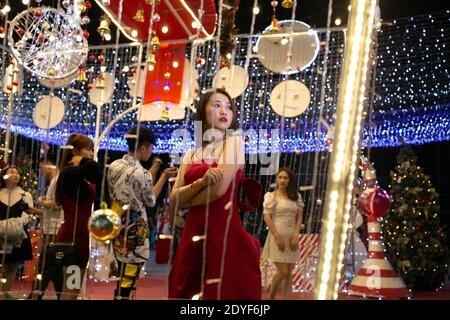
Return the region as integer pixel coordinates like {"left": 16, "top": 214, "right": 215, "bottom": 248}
{"left": 314, "top": 0, "right": 378, "bottom": 300}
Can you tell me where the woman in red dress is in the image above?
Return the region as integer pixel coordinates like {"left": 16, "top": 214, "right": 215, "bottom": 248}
{"left": 54, "top": 134, "right": 102, "bottom": 300}
{"left": 169, "top": 88, "right": 261, "bottom": 300}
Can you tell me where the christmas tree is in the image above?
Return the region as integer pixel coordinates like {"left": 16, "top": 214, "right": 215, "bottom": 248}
{"left": 382, "top": 145, "right": 449, "bottom": 291}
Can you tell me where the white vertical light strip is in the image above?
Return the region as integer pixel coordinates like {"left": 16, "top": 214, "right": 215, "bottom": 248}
{"left": 314, "top": 0, "right": 378, "bottom": 300}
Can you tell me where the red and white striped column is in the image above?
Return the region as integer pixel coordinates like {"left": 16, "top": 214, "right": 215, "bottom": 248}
{"left": 347, "top": 216, "right": 410, "bottom": 299}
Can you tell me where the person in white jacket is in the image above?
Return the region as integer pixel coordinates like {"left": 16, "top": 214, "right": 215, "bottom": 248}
{"left": 0, "top": 166, "right": 42, "bottom": 298}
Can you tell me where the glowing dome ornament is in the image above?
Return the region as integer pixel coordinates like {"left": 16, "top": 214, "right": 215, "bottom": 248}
{"left": 8, "top": 7, "right": 88, "bottom": 80}
{"left": 88, "top": 206, "right": 122, "bottom": 241}
{"left": 256, "top": 20, "right": 320, "bottom": 74}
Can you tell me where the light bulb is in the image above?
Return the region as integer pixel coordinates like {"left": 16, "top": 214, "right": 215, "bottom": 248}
{"left": 2, "top": 5, "right": 11, "bottom": 13}
{"left": 253, "top": 7, "right": 260, "bottom": 15}
{"left": 161, "top": 25, "right": 168, "bottom": 34}
{"left": 131, "top": 29, "right": 138, "bottom": 38}
{"left": 22, "top": 0, "right": 30, "bottom": 5}
{"left": 191, "top": 21, "right": 198, "bottom": 29}
{"left": 335, "top": 18, "right": 342, "bottom": 26}
{"left": 172, "top": 60, "right": 179, "bottom": 68}
{"left": 104, "top": 33, "right": 111, "bottom": 41}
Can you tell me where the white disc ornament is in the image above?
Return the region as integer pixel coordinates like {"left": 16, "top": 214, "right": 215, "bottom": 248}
{"left": 8, "top": 7, "right": 88, "bottom": 80}
{"left": 212, "top": 65, "right": 249, "bottom": 98}
{"left": 89, "top": 72, "right": 115, "bottom": 106}
{"left": 270, "top": 80, "right": 311, "bottom": 117}
{"left": 128, "top": 68, "right": 146, "bottom": 98}
{"left": 33, "top": 95, "right": 65, "bottom": 129}
{"left": 256, "top": 20, "right": 320, "bottom": 74}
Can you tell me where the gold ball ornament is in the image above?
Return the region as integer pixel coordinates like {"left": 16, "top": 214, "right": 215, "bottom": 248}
{"left": 47, "top": 69, "right": 54, "bottom": 76}
{"left": 88, "top": 208, "right": 122, "bottom": 241}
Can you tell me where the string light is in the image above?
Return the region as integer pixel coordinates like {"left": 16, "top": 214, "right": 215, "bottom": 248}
{"left": 0, "top": 12, "right": 448, "bottom": 154}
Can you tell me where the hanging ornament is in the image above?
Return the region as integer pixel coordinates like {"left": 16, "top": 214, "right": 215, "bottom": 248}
{"left": 150, "top": 32, "right": 160, "bottom": 52}
{"left": 146, "top": 52, "right": 156, "bottom": 68}
{"left": 152, "top": 13, "right": 161, "bottom": 23}
{"left": 95, "top": 73, "right": 106, "bottom": 89}
{"left": 62, "top": 0, "right": 71, "bottom": 8}
{"left": 97, "top": 18, "right": 111, "bottom": 40}
{"left": 281, "top": 0, "right": 294, "bottom": 9}
{"left": 97, "top": 54, "right": 105, "bottom": 63}
{"left": 133, "top": 9, "right": 145, "bottom": 22}
{"left": 89, "top": 54, "right": 95, "bottom": 62}
{"left": 295, "top": 150, "right": 301, "bottom": 156}
{"left": 87, "top": 83, "right": 94, "bottom": 89}
{"left": 101, "top": 0, "right": 110, "bottom": 6}
{"left": 269, "top": 1, "right": 281, "bottom": 32}
{"left": 83, "top": 30, "right": 90, "bottom": 38}
{"left": 164, "top": 72, "right": 171, "bottom": 80}
{"left": 84, "top": 1, "right": 92, "bottom": 9}
{"left": 81, "top": 16, "right": 90, "bottom": 25}
{"left": 163, "top": 85, "right": 170, "bottom": 93}
{"left": 0, "top": 27, "right": 5, "bottom": 39}
{"left": 160, "top": 106, "right": 169, "bottom": 120}
{"left": 290, "top": 122, "right": 296, "bottom": 130}
{"left": 37, "top": 34, "right": 46, "bottom": 42}
{"left": 34, "top": 8, "right": 43, "bottom": 18}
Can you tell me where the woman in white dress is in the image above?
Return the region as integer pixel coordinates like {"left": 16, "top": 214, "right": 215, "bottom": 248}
{"left": 262, "top": 167, "right": 304, "bottom": 299}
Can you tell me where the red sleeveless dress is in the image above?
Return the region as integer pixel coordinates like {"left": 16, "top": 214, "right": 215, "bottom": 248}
{"left": 168, "top": 161, "right": 261, "bottom": 300}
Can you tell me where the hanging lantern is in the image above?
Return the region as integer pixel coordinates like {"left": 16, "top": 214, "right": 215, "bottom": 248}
{"left": 133, "top": 9, "right": 144, "bottom": 22}
{"left": 150, "top": 32, "right": 160, "bottom": 52}
{"left": 281, "top": 0, "right": 294, "bottom": 9}
{"left": 97, "top": 19, "right": 111, "bottom": 40}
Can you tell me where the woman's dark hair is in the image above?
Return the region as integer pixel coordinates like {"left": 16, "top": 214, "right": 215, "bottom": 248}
{"left": 277, "top": 167, "right": 299, "bottom": 202}
{"left": 195, "top": 88, "right": 237, "bottom": 133}
{"left": 0, "top": 166, "right": 20, "bottom": 189}
{"left": 55, "top": 133, "right": 93, "bottom": 204}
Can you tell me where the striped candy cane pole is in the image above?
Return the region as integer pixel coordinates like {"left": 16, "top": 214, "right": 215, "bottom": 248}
{"left": 347, "top": 216, "right": 410, "bottom": 299}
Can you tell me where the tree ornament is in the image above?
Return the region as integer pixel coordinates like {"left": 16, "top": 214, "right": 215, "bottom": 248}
{"left": 0, "top": 27, "right": 4, "bottom": 38}
{"left": 281, "top": 0, "right": 293, "bottom": 8}
{"left": 81, "top": 16, "right": 90, "bottom": 25}
{"left": 83, "top": 30, "right": 90, "bottom": 38}
{"left": 163, "top": 85, "right": 170, "bottom": 93}
{"left": 358, "top": 188, "right": 390, "bottom": 218}
{"left": 62, "top": 0, "right": 71, "bottom": 9}
{"left": 84, "top": 1, "right": 92, "bottom": 9}
{"left": 87, "top": 83, "right": 94, "bottom": 89}
{"left": 150, "top": 32, "right": 160, "bottom": 52}
{"left": 97, "top": 54, "right": 105, "bottom": 62}
{"left": 101, "top": 0, "right": 110, "bottom": 6}
{"left": 133, "top": 9, "right": 145, "bottom": 22}
{"left": 34, "top": 8, "right": 42, "bottom": 18}
{"left": 152, "top": 13, "right": 161, "bottom": 23}
{"left": 164, "top": 72, "right": 171, "bottom": 80}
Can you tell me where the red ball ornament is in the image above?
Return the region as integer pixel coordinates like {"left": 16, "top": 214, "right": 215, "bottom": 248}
{"left": 71, "top": 99, "right": 78, "bottom": 106}
{"left": 89, "top": 54, "right": 96, "bottom": 62}
{"left": 83, "top": 30, "right": 90, "bottom": 39}
{"left": 34, "top": 8, "right": 42, "bottom": 17}
{"left": 17, "top": 28, "right": 25, "bottom": 37}
{"left": 358, "top": 187, "right": 391, "bottom": 218}
{"left": 0, "top": 27, "right": 4, "bottom": 35}
{"left": 87, "top": 83, "right": 94, "bottom": 89}
{"left": 6, "top": 84, "right": 13, "bottom": 91}
{"left": 84, "top": 1, "right": 92, "bottom": 9}
{"left": 37, "top": 34, "right": 46, "bottom": 42}
{"left": 97, "top": 54, "right": 105, "bottom": 62}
